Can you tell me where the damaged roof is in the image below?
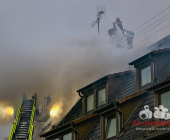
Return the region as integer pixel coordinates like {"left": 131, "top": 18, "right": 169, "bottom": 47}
{"left": 77, "top": 70, "right": 133, "bottom": 93}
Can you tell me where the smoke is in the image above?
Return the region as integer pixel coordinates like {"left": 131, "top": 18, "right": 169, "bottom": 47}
{"left": 0, "top": 2, "right": 169, "bottom": 140}
{"left": 0, "top": 2, "right": 161, "bottom": 138}
{"left": 0, "top": 20, "right": 157, "bottom": 139}
{"left": 0, "top": 35, "right": 152, "bottom": 126}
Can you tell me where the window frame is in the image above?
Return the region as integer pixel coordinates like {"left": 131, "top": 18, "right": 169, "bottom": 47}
{"left": 105, "top": 115, "right": 117, "bottom": 139}
{"left": 159, "top": 90, "right": 170, "bottom": 111}
{"left": 101, "top": 110, "right": 119, "bottom": 140}
{"left": 86, "top": 92, "right": 94, "bottom": 113}
{"left": 97, "top": 86, "right": 107, "bottom": 108}
{"left": 154, "top": 86, "right": 170, "bottom": 122}
{"left": 62, "top": 132, "right": 72, "bottom": 140}
{"left": 138, "top": 62, "right": 153, "bottom": 90}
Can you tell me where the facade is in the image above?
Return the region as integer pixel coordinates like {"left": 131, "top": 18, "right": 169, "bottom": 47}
{"left": 40, "top": 36, "right": 170, "bottom": 140}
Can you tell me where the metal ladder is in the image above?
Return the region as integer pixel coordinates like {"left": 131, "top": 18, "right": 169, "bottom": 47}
{"left": 9, "top": 93, "right": 36, "bottom": 140}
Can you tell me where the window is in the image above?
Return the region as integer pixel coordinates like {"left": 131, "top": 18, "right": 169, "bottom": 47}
{"left": 161, "top": 91, "right": 170, "bottom": 111}
{"left": 98, "top": 88, "right": 106, "bottom": 106}
{"left": 106, "top": 116, "right": 116, "bottom": 139}
{"left": 87, "top": 94, "right": 94, "bottom": 112}
{"left": 63, "top": 132, "right": 72, "bottom": 140}
{"left": 141, "top": 65, "right": 151, "bottom": 86}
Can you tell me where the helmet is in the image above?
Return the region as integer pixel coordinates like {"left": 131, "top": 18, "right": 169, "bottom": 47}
{"left": 116, "top": 18, "right": 120, "bottom": 21}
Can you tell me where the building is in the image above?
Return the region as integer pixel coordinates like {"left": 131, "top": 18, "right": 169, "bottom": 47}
{"left": 40, "top": 36, "right": 170, "bottom": 140}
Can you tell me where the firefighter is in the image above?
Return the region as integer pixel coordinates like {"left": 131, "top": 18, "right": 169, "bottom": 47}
{"left": 113, "top": 18, "right": 123, "bottom": 31}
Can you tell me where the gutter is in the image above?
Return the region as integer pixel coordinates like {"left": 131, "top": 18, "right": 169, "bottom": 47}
{"left": 78, "top": 91, "right": 83, "bottom": 97}
{"left": 45, "top": 126, "right": 72, "bottom": 139}
{"left": 42, "top": 122, "right": 78, "bottom": 139}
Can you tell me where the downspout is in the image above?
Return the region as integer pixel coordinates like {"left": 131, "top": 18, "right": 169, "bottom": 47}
{"left": 149, "top": 53, "right": 158, "bottom": 83}
{"left": 71, "top": 122, "right": 79, "bottom": 139}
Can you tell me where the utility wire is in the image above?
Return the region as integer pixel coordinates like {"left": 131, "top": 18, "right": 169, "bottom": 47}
{"left": 120, "top": 13, "right": 170, "bottom": 46}
{"left": 133, "top": 6, "right": 170, "bottom": 31}
{"left": 133, "top": 15, "right": 170, "bottom": 42}
{"left": 112, "top": 6, "right": 170, "bottom": 46}
{"left": 134, "top": 22, "right": 170, "bottom": 46}
{"left": 135, "top": 12, "right": 170, "bottom": 36}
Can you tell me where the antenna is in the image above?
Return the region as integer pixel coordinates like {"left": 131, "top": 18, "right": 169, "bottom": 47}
{"left": 91, "top": 5, "right": 105, "bottom": 34}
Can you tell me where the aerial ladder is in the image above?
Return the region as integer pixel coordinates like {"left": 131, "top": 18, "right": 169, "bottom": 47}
{"left": 9, "top": 93, "right": 37, "bottom": 140}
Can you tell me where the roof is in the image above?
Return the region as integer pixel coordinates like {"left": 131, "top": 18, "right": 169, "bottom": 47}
{"left": 147, "top": 34, "right": 170, "bottom": 51}
{"left": 116, "top": 71, "right": 136, "bottom": 100}
{"left": 129, "top": 34, "right": 170, "bottom": 66}
{"left": 119, "top": 91, "right": 155, "bottom": 140}
{"left": 129, "top": 47, "right": 170, "bottom": 66}
{"left": 84, "top": 118, "right": 100, "bottom": 140}
{"left": 77, "top": 70, "right": 133, "bottom": 93}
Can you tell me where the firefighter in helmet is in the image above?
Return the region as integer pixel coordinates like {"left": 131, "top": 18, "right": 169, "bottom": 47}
{"left": 113, "top": 18, "right": 123, "bottom": 31}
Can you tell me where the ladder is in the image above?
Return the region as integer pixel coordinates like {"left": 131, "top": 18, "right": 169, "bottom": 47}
{"left": 9, "top": 93, "right": 36, "bottom": 140}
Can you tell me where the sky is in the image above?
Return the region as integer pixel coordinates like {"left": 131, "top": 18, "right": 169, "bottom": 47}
{"left": 1, "top": 0, "right": 170, "bottom": 139}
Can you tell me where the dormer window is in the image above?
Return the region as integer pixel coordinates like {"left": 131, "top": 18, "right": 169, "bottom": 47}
{"left": 63, "top": 132, "right": 72, "bottom": 140}
{"left": 98, "top": 88, "right": 106, "bottom": 107}
{"left": 87, "top": 94, "right": 94, "bottom": 112}
{"left": 160, "top": 91, "right": 170, "bottom": 111}
{"left": 141, "top": 65, "right": 151, "bottom": 86}
{"left": 100, "top": 111, "right": 118, "bottom": 140}
{"left": 106, "top": 115, "right": 116, "bottom": 139}
{"left": 129, "top": 53, "right": 156, "bottom": 91}
{"left": 138, "top": 63, "right": 153, "bottom": 89}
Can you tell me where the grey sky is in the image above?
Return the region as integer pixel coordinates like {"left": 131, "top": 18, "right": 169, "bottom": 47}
{"left": 0, "top": 0, "right": 170, "bottom": 138}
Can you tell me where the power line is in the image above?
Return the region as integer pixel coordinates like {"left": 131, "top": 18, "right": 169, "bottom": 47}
{"left": 119, "top": 14, "right": 170, "bottom": 47}
{"left": 133, "top": 6, "right": 170, "bottom": 31}
{"left": 120, "top": 13, "right": 170, "bottom": 46}
{"left": 135, "top": 12, "right": 170, "bottom": 36}
{"left": 133, "top": 15, "right": 170, "bottom": 41}
{"left": 134, "top": 22, "right": 170, "bottom": 46}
